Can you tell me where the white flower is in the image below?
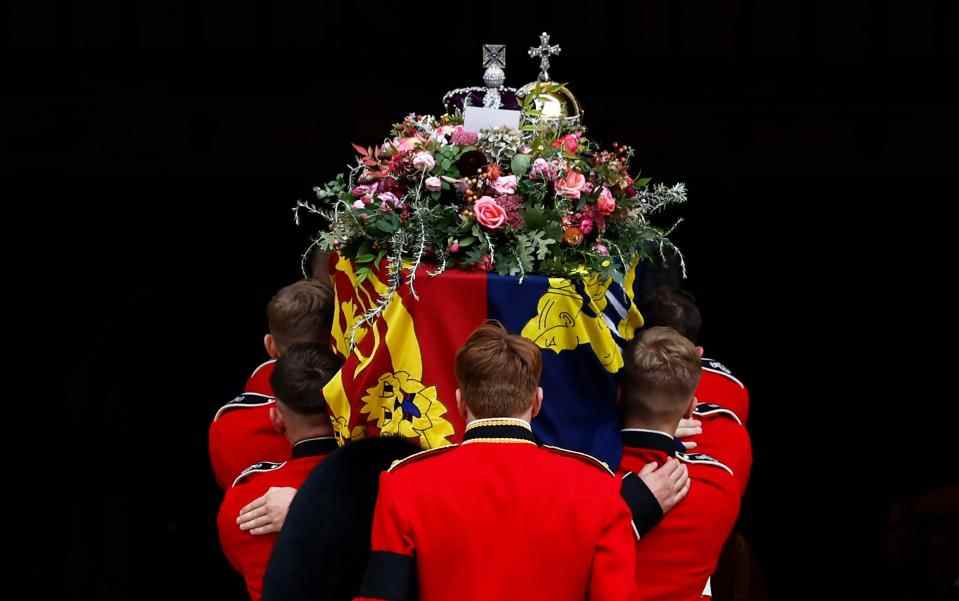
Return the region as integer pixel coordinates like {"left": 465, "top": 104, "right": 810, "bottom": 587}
{"left": 412, "top": 152, "right": 436, "bottom": 172}
{"left": 425, "top": 176, "right": 443, "bottom": 192}
{"left": 491, "top": 175, "right": 518, "bottom": 195}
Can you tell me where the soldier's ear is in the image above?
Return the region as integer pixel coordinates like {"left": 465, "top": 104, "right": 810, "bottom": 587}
{"left": 264, "top": 334, "right": 281, "bottom": 359}
{"left": 455, "top": 389, "right": 467, "bottom": 420}
{"left": 269, "top": 405, "right": 285, "bottom": 434}
{"left": 695, "top": 346, "right": 704, "bottom": 358}
{"left": 530, "top": 387, "right": 544, "bottom": 419}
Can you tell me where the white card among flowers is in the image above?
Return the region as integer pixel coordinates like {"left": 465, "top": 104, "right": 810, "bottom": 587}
{"left": 463, "top": 107, "right": 522, "bottom": 133}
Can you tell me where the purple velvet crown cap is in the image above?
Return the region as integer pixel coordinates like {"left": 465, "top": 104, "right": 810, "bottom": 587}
{"left": 442, "top": 86, "right": 521, "bottom": 115}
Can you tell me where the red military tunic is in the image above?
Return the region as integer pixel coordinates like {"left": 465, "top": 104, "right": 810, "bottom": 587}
{"left": 357, "top": 418, "right": 637, "bottom": 601}
{"left": 687, "top": 403, "right": 753, "bottom": 493}
{"left": 217, "top": 436, "right": 338, "bottom": 601}
{"left": 209, "top": 360, "right": 291, "bottom": 489}
{"left": 245, "top": 359, "right": 278, "bottom": 396}
{"left": 618, "top": 426, "right": 751, "bottom": 601}
{"left": 696, "top": 357, "right": 750, "bottom": 425}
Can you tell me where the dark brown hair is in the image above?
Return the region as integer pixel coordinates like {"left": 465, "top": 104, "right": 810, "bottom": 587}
{"left": 270, "top": 343, "right": 342, "bottom": 415}
{"left": 638, "top": 286, "right": 703, "bottom": 344}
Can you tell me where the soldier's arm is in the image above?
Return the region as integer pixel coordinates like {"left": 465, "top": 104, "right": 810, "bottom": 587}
{"left": 237, "top": 487, "right": 298, "bottom": 535}
{"left": 705, "top": 418, "right": 753, "bottom": 495}
{"left": 589, "top": 492, "right": 638, "bottom": 601}
{"left": 355, "top": 473, "right": 416, "bottom": 601}
{"left": 621, "top": 458, "right": 690, "bottom": 537}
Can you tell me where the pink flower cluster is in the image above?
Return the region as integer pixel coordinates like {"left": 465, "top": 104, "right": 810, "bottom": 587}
{"left": 496, "top": 194, "right": 525, "bottom": 230}
{"left": 450, "top": 126, "right": 478, "bottom": 146}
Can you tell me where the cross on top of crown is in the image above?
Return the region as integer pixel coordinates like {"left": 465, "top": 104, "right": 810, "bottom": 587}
{"left": 528, "top": 32, "right": 562, "bottom": 82}
{"left": 483, "top": 44, "right": 506, "bottom": 69}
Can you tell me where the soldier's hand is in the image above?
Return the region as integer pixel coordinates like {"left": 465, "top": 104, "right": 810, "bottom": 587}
{"left": 237, "top": 486, "right": 297, "bottom": 535}
{"left": 638, "top": 458, "right": 690, "bottom": 514}
{"left": 674, "top": 418, "right": 702, "bottom": 450}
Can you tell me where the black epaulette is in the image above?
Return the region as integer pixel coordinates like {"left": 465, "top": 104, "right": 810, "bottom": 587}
{"left": 701, "top": 358, "right": 745, "bottom": 389}
{"left": 693, "top": 403, "right": 743, "bottom": 425}
{"left": 676, "top": 451, "right": 734, "bottom": 476}
{"left": 213, "top": 393, "right": 275, "bottom": 421}
{"left": 542, "top": 445, "right": 615, "bottom": 476}
{"left": 387, "top": 444, "right": 457, "bottom": 472}
{"left": 232, "top": 461, "right": 286, "bottom": 487}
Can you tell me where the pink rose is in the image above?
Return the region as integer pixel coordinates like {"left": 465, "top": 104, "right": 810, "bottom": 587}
{"left": 555, "top": 170, "right": 587, "bottom": 199}
{"left": 582, "top": 181, "right": 594, "bottom": 194}
{"left": 529, "top": 158, "right": 553, "bottom": 180}
{"left": 449, "top": 241, "right": 460, "bottom": 253}
{"left": 597, "top": 186, "right": 617, "bottom": 215}
{"left": 580, "top": 217, "right": 594, "bottom": 235}
{"left": 491, "top": 175, "right": 518, "bottom": 195}
{"left": 473, "top": 196, "right": 507, "bottom": 230}
{"left": 563, "top": 135, "right": 579, "bottom": 153}
{"left": 352, "top": 199, "right": 366, "bottom": 209}
{"left": 593, "top": 243, "right": 610, "bottom": 256}
{"left": 378, "top": 192, "right": 402, "bottom": 208}
{"left": 352, "top": 184, "right": 376, "bottom": 198}
{"left": 450, "top": 126, "right": 479, "bottom": 146}
{"left": 412, "top": 152, "right": 435, "bottom": 171}
{"left": 425, "top": 176, "right": 443, "bottom": 192}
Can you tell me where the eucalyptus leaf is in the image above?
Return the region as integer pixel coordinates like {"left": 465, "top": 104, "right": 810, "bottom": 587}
{"left": 510, "top": 154, "right": 532, "bottom": 177}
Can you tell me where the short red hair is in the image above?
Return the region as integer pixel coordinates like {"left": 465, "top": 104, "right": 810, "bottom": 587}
{"left": 454, "top": 321, "right": 542, "bottom": 418}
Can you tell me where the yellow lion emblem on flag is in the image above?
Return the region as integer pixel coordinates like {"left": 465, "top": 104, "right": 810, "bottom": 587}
{"left": 521, "top": 266, "right": 643, "bottom": 373}
{"left": 361, "top": 371, "right": 455, "bottom": 449}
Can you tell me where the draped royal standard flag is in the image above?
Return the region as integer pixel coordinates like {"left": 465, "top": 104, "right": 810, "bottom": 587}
{"left": 323, "top": 253, "right": 645, "bottom": 468}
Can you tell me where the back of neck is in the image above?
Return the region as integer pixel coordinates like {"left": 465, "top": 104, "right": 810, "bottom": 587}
{"left": 622, "top": 417, "right": 678, "bottom": 437}
{"left": 286, "top": 423, "right": 333, "bottom": 445}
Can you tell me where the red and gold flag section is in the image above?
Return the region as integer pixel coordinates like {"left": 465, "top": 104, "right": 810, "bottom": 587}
{"left": 322, "top": 253, "right": 645, "bottom": 468}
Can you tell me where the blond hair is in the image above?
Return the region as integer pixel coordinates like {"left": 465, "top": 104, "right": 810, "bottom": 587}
{"left": 621, "top": 326, "right": 701, "bottom": 422}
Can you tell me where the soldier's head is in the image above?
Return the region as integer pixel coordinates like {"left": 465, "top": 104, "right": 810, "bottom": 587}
{"left": 638, "top": 286, "right": 704, "bottom": 348}
{"left": 620, "top": 327, "right": 702, "bottom": 434}
{"left": 269, "top": 343, "right": 342, "bottom": 441}
{"left": 454, "top": 321, "right": 543, "bottom": 422}
{"left": 264, "top": 279, "right": 335, "bottom": 358}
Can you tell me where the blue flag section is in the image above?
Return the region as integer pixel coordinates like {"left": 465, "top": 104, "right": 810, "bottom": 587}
{"left": 487, "top": 264, "right": 646, "bottom": 469}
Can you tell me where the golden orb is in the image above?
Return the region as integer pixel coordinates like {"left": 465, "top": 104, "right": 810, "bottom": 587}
{"left": 517, "top": 81, "right": 582, "bottom": 127}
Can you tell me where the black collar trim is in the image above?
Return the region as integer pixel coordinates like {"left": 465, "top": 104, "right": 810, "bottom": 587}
{"left": 463, "top": 421, "right": 537, "bottom": 444}
{"left": 620, "top": 429, "right": 684, "bottom": 456}
{"left": 292, "top": 436, "right": 338, "bottom": 458}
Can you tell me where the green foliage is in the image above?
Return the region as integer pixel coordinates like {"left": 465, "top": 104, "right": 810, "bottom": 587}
{"left": 296, "top": 110, "right": 686, "bottom": 284}
{"left": 511, "top": 154, "right": 532, "bottom": 177}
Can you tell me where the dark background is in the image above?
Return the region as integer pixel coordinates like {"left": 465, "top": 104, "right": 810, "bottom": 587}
{"left": 6, "top": 1, "right": 957, "bottom": 600}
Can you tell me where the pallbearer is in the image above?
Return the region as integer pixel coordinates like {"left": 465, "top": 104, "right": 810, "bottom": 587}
{"left": 356, "top": 321, "right": 638, "bottom": 601}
